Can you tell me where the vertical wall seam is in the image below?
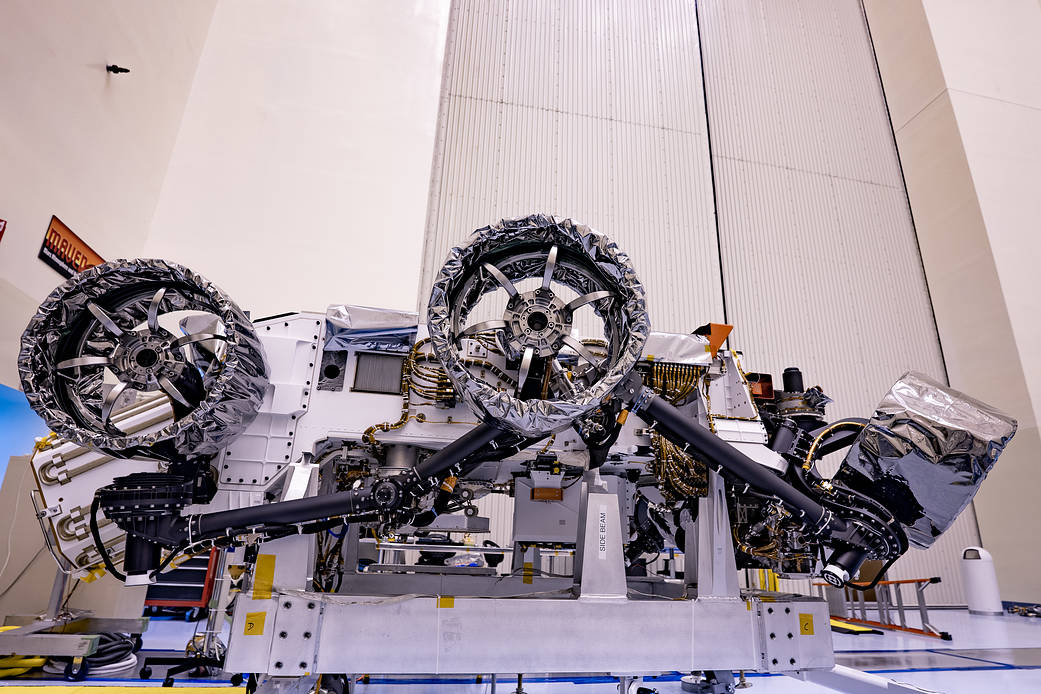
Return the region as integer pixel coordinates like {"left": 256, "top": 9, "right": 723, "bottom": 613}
{"left": 694, "top": 0, "right": 729, "bottom": 325}
{"left": 857, "top": 0, "right": 952, "bottom": 389}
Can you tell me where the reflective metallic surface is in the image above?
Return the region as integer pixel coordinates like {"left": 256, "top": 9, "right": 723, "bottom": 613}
{"left": 836, "top": 371, "right": 1017, "bottom": 548}
{"left": 427, "top": 214, "right": 650, "bottom": 437}
{"left": 18, "top": 259, "right": 269, "bottom": 456}
{"left": 325, "top": 304, "right": 418, "bottom": 353}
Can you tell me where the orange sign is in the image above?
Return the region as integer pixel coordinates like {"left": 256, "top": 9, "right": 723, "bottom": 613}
{"left": 38, "top": 216, "right": 104, "bottom": 278}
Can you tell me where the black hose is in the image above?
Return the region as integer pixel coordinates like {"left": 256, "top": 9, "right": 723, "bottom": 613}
{"left": 89, "top": 497, "right": 126, "bottom": 582}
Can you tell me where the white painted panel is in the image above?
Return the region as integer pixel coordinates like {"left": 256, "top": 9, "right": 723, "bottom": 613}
{"left": 144, "top": 0, "right": 450, "bottom": 317}
{"left": 420, "top": 0, "right": 723, "bottom": 335}
{"left": 699, "top": 0, "right": 973, "bottom": 604}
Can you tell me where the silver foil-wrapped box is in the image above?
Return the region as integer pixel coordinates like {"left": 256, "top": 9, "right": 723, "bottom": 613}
{"left": 834, "top": 371, "right": 1017, "bottom": 548}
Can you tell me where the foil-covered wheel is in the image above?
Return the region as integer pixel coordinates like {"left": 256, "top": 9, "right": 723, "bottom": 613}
{"left": 18, "top": 259, "right": 268, "bottom": 457}
{"left": 428, "top": 214, "right": 650, "bottom": 438}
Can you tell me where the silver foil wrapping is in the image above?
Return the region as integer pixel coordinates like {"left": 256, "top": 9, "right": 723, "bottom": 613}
{"left": 428, "top": 214, "right": 650, "bottom": 438}
{"left": 19, "top": 259, "right": 269, "bottom": 456}
{"left": 325, "top": 304, "right": 417, "bottom": 353}
{"left": 835, "top": 371, "right": 1017, "bottom": 548}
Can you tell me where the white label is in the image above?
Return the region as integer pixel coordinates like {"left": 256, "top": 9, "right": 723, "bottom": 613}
{"left": 597, "top": 504, "right": 608, "bottom": 560}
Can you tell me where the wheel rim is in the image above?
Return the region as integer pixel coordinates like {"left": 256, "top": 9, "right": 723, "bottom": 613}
{"left": 19, "top": 259, "right": 268, "bottom": 456}
{"left": 428, "top": 214, "right": 649, "bottom": 438}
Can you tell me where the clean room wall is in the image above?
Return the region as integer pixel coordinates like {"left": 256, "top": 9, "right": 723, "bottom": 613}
{"left": 864, "top": 0, "right": 1041, "bottom": 602}
{"left": 417, "top": 0, "right": 724, "bottom": 328}
{"left": 0, "top": 0, "right": 218, "bottom": 389}
{"left": 142, "top": 0, "right": 451, "bottom": 318}
{"left": 697, "top": 0, "right": 973, "bottom": 604}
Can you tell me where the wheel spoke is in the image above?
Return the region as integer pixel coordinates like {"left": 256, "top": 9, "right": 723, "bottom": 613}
{"left": 170, "top": 332, "right": 228, "bottom": 351}
{"left": 56, "top": 355, "right": 112, "bottom": 370}
{"left": 458, "top": 320, "right": 508, "bottom": 339}
{"left": 483, "top": 263, "right": 519, "bottom": 298}
{"left": 562, "top": 335, "right": 604, "bottom": 372}
{"left": 100, "top": 380, "right": 129, "bottom": 425}
{"left": 158, "top": 375, "right": 192, "bottom": 408}
{"left": 563, "top": 291, "right": 616, "bottom": 313}
{"left": 542, "top": 245, "right": 558, "bottom": 291}
{"left": 147, "top": 288, "right": 167, "bottom": 333}
{"left": 516, "top": 347, "right": 535, "bottom": 395}
{"left": 87, "top": 302, "right": 124, "bottom": 337}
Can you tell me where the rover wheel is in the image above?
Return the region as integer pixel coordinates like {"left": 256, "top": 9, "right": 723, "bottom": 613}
{"left": 428, "top": 214, "right": 649, "bottom": 438}
{"left": 19, "top": 259, "right": 268, "bottom": 458}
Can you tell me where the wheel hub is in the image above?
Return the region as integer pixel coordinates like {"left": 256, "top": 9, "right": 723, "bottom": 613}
{"left": 503, "top": 288, "right": 572, "bottom": 358}
{"left": 110, "top": 330, "right": 184, "bottom": 390}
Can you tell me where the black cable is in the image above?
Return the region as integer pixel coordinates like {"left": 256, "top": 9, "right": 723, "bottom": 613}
{"left": 149, "top": 541, "right": 190, "bottom": 580}
{"left": 89, "top": 497, "right": 126, "bottom": 582}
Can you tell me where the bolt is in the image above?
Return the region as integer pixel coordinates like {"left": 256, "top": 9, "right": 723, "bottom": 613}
{"left": 274, "top": 662, "right": 283, "bottom": 669}
{"left": 767, "top": 607, "right": 774, "bottom": 614}
{"left": 279, "top": 631, "right": 287, "bottom": 639}
{"left": 299, "top": 662, "right": 307, "bottom": 669}
{"left": 790, "top": 658, "right": 796, "bottom": 665}
{"left": 771, "top": 658, "right": 778, "bottom": 665}
{"left": 787, "top": 633, "right": 793, "bottom": 639}
{"left": 769, "top": 632, "right": 775, "bottom": 639}
{"left": 307, "top": 602, "right": 316, "bottom": 609}
{"left": 785, "top": 607, "right": 791, "bottom": 614}
{"left": 283, "top": 601, "right": 292, "bottom": 609}
{"left": 303, "top": 631, "right": 312, "bottom": 639}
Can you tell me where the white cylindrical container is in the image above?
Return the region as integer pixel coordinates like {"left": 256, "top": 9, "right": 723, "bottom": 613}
{"left": 960, "top": 546, "right": 1003, "bottom": 615}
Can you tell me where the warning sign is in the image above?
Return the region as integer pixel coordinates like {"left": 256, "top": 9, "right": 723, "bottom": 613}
{"left": 37, "top": 216, "right": 104, "bottom": 278}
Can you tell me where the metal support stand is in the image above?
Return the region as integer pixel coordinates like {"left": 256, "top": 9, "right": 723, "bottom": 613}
{"left": 681, "top": 670, "right": 736, "bottom": 693}
{"left": 45, "top": 569, "right": 69, "bottom": 619}
{"left": 0, "top": 568, "right": 147, "bottom": 661}
{"left": 574, "top": 470, "right": 627, "bottom": 598}
{"left": 691, "top": 471, "right": 740, "bottom": 599}
{"left": 514, "top": 672, "right": 525, "bottom": 694}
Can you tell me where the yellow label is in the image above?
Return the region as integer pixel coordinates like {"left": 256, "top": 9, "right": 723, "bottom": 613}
{"left": 437, "top": 596, "right": 455, "bottom": 609}
{"left": 522, "top": 562, "right": 534, "bottom": 585}
{"left": 244, "top": 611, "right": 266, "bottom": 636}
{"left": 252, "top": 554, "right": 276, "bottom": 600}
{"left": 799, "top": 613, "right": 815, "bottom": 636}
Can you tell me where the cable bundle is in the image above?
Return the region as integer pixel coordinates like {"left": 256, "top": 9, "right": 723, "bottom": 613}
{"left": 44, "top": 632, "right": 138, "bottom": 677}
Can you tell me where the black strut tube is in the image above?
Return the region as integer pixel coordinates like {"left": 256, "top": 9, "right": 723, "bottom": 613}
{"left": 414, "top": 422, "right": 504, "bottom": 478}
{"left": 189, "top": 486, "right": 376, "bottom": 541}
{"left": 635, "top": 390, "right": 844, "bottom": 533}
{"left": 181, "top": 422, "right": 508, "bottom": 543}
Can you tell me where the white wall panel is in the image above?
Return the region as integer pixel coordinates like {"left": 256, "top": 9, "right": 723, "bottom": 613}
{"left": 699, "top": 0, "right": 973, "bottom": 604}
{"left": 420, "top": 0, "right": 723, "bottom": 335}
